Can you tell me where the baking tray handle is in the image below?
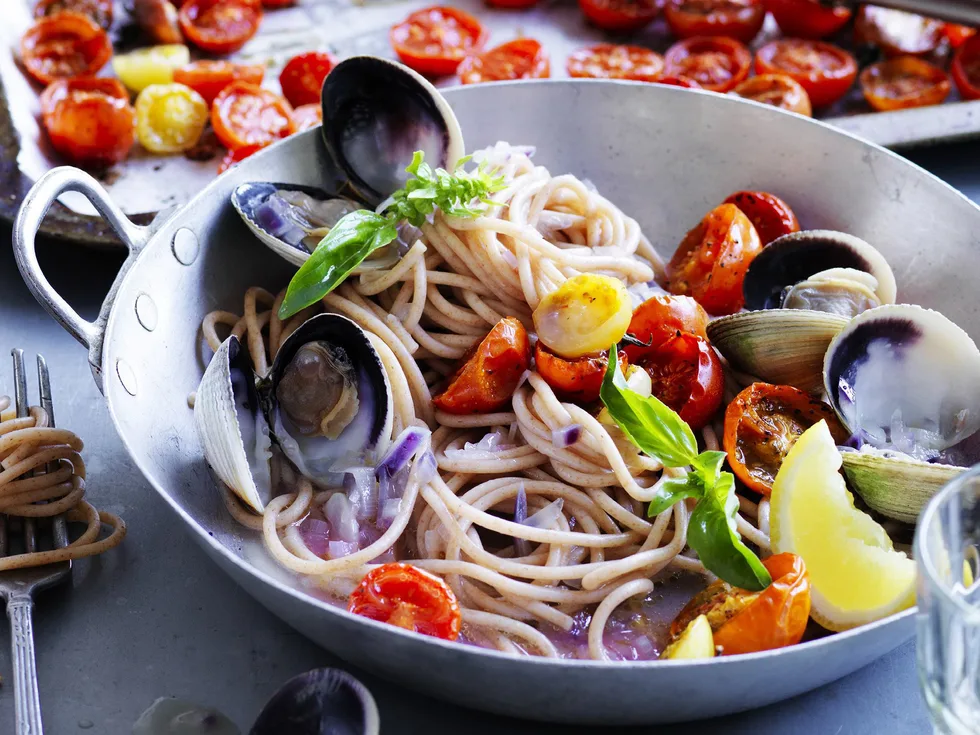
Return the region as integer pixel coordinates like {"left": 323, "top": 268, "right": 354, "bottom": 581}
{"left": 13, "top": 167, "right": 150, "bottom": 391}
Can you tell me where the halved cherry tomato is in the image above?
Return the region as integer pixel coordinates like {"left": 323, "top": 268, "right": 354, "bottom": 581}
{"left": 292, "top": 103, "right": 322, "bottom": 132}
{"left": 535, "top": 344, "right": 626, "bottom": 404}
{"left": 458, "top": 38, "right": 550, "bottom": 84}
{"left": 133, "top": 0, "right": 183, "bottom": 44}
{"left": 112, "top": 44, "right": 190, "bottom": 94}
{"left": 854, "top": 6, "right": 945, "bottom": 58}
{"left": 670, "top": 553, "right": 811, "bottom": 656}
{"left": 663, "top": 0, "right": 765, "bottom": 44}
{"left": 623, "top": 294, "right": 709, "bottom": 363}
{"left": 723, "top": 191, "right": 800, "bottom": 246}
{"left": 173, "top": 60, "right": 265, "bottom": 105}
{"left": 486, "top": 0, "right": 539, "bottom": 7}
{"left": 946, "top": 23, "right": 976, "bottom": 49}
{"left": 952, "top": 35, "right": 980, "bottom": 101}
{"left": 390, "top": 6, "right": 487, "bottom": 77}
{"left": 723, "top": 383, "right": 848, "bottom": 496}
{"left": 433, "top": 317, "right": 532, "bottom": 414}
{"left": 637, "top": 333, "right": 723, "bottom": 431}
{"left": 39, "top": 77, "right": 134, "bottom": 168}
{"left": 578, "top": 0, "right": 659, "bottom": 32}
{"left": 664, "top": 203, "right": 763, "bottom": 315}
{"left": 664, "top": 36, "right": 752, "bottom": 93}
{"left": 764, "top": 0, "right": 851, "bottom": 39}
{"left": 211, "top": 82, "right": 295, "bottom": 151}
{"left": 136, "top": 83, "right": 209, "bottom": 154}
{"left": 732, "top": 74, "right": 812, "bottom": 117}
{"left": 20, "top": 12, "right": 112, "bottom": 86}
{"left": 217, "top": 143, "right": 263, "bottom": 174}
{"left": 755, "top": 39, "right": 857, "bottom": 108}
{"left": 34, "top": 0, "right": 113, "bottom": 29}
{"left": 566, "top": 44, "right": 665, "bottom": 82}
{"left": 860, "top": 56, "right": 950, "bottom": 112}
{"left": 279, "top": 51, "right": 337, "bottom": 108}
{"left": 655, "top": 75, "right": 702, "bottom": 88}
{"left": 349, "top": 563, "right": 461, "bottom": 641}
{"left": 178, "top": 0, "right": 262, "bottom": 55}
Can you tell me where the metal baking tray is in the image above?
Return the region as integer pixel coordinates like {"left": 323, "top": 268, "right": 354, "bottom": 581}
{"left": 3, "top": 0, "right": 979, "bottom": 247}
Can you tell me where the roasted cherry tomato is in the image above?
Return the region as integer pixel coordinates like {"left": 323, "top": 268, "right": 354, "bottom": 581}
{"left": 637, "top": 333, "right": 723, "bottom": 432}
{"left": 291, "top": 103, "right": 322, "bottom": 131}
{"left": 20, "top": 12, "right": 112, "bottom": 86}
{"left": 578, "top": 0, "right": 659, "bottom": 32}
{"left": 533, "top": 275, "right": 633, "bottom": 359}
{"left": 566, "top": 44, "right": 665, "bottom": 82}
{"left": 178, "top": 0, "right": 262, "bottom": 55}
{"left": 952, "top": 35, "right": 980, "bottom": 101}
{"left": 670, "top": 553, "right": 811, "bottom": 656}
{"left": 34, "top": 0, "right": 113, "bottom": 29}
{"left": 723, "top": 383, "right": 848, "bottom": 496}
{"left": 486, "top": 0, "right": 539, "bottom": 7}
{"left": 349, "top": 563, "right": 461, "bottom": 641}
{"left": 211, "top": 81, "right": 295, "bottom": 151}
{"left": 732, "top": 74, "right": 812, "bottom": 117}
{"left": 623, "top": 294, "right": 709, "bottom": 363}
{"left": 279, "top": 51, "right": 337, "bottom": 108}
{"left": 40, "top": 77, "right": 135, "bottom": 168}
{"left": 135, "top": 82, "right": 209, "bottom": 154}
{"left": 535, "top": 344, "right": 626, "bottom": 404}
{"left": 390, "top": 6, "right": 487, "bottom": 77}
{"left": 458, "top": 38, "right": 550, "bottom": 84}
{"left": 663, "top": 0, "right": 766, "bottom": 44}
{"left": 764, "top": 0, "right": 851, "bottom": 39}
{"left": 655, "top": 75, "right": 702, "bottom": 88}
{"left": 433, "top": 317, "right": 532, "bottom": 414}
{"left": 854, "top": 6, "right": 945, "bottom": 58}
{"left": 860, "top": 56, "right": 950, "bottom": 112}
{"left": 112, "top": 44, "right": 190, "bottom": 93}
{"left": 946, "top": 24, "right": 976, "bottom": 49}
{"left": 755, "top": 39, "right": 857, "bottom": 108}
{"left": 134, "top": 0, "right": 183, "bottom": 44}
{"left": 664, "top": 36, "right": 752, "bottom": 93}
{"left": 217, "top": 143, "right": 263, "bottom": 174}
{"left": 173, "top": 61, "right": 264, "bottom": 106}
{"left": 722, "top": 190, "right": 800, "bottom": 246}
{"left": 664, "top": 203, "right": 763, "bottom": 315}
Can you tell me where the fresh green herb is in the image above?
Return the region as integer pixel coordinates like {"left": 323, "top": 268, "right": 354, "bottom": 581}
{"left": 599, "top": 350, "right": 772, "bottom": 591}
{"left": 278, "top": 152, "right": 505, "bottom": 319}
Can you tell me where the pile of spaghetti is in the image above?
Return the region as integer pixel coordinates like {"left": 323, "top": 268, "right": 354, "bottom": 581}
{"left": 202, "top": 144, "right": 770, "bottom": 659}
{"left": 0, "top": 396, "right": 125, "bottom": 568}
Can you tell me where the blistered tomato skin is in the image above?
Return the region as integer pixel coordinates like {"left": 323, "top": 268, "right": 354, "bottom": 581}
{"left": 173, "top": 60, "right": 265, "bottom": 105}
{"left": 765, "top": 0, "right": 851, "bottom": 39}
{"left": 458, "top": 38, "right": 550, "bottom": 84}
{"left": 211, "top": 82, "right": 296, "bottom": 151}
{"left": 20, "top": 12, "right": 113, "bottom": 86}
{"left": 578, "top": 0, "right": 659, "bottom": 32}
{"left": 279, "top": 51, "right": 337, "bottom": 108}
{"left": 349, "top": 563, "right": 462, "bottom": 641}
{"left": 663, "top": 0, "right": 766, "bottom": 44}
{"left": 732, "top": 74, "right": 813, "bottom": 117}
{"left": 535, "top": 344, "right": 626, "bottom": 404}
{"left": 723, "top": 190, "right": 800, "bottom": 245}
{"left": 624, "top": 294, "right": 709, "bottom": 364}
{"left": 953, "top": 36, "right": 980, "bottom": 101}
{"left": 639, "top": 333, "right": 724, "bottom": 432}
{"left": 532, "top": 275, "right": 633, "bottom": 359}
{"left": 178, "top": 0, "right": 263, "bottom": 54}
{"left": 40, "top": 77, "right": 135, "bottom": 168}
{"left": 34, "top": 0, "right": 113, "bottom": 29}
{"left": 390, "top": 6, "right": 487, "bottom": 77}
{"left": 664, "top": 36, "right": 752, "bottom": 93}
{"left": 755, "top": 39, "right": 857, "bottom": 108}
{"left": 860, "top": 57, "right": 951, "bottom": 112}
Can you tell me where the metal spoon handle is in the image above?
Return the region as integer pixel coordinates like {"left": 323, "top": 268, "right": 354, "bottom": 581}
{"left": 7, "top": 594, "right": 43, "bottom": 735}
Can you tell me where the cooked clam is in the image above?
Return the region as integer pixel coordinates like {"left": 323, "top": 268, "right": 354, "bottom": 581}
{"left": 250, "top": 668, "right": 380, "bottom": 735}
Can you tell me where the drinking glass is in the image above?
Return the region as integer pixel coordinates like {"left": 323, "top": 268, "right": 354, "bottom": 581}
{"left": 916, "top": 464, "right": 980, "bottom": 734}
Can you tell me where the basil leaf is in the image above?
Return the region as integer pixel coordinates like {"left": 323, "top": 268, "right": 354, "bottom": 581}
{"left": 648, "top": 476, "right": 703, "bottom": 517}
{"left": 691, "top": 450, "right": 727, "bottom": 488}
{"left": 278, "top": 210, "right": 397, "bottom": 319}
{"left": 599, "top": 349, "right": 699, "bottom": 468}
{"left": 687, "top": 471, "right": 772, "bottom": 591}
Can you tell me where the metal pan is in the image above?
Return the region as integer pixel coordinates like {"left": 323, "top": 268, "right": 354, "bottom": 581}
{"left": 14, "top": 80, "right": 969, "bottom": 725}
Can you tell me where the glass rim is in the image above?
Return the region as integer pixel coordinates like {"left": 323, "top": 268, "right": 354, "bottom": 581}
{"left": 914, "top": 462, "right": 980, "bottom": 621}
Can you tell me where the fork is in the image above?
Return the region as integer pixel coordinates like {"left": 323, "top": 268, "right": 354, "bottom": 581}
{"left": 0, "top": 350, "right": 71, "bottom": 735}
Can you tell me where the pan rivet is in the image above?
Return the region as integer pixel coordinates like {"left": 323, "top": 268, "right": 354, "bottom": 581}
{"left": 172, "top": 228, "right": 199, "bottom": 266}
{"left": 135, "top": 294, "right": 157, "bottom": 331}
{"left": 116, "top": 359, "right": 137, "bottom": 396}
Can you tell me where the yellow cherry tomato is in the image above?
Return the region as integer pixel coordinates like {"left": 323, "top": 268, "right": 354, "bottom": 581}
{"left": 135, "top": 83, "right": 208, "bottom": 154}
{"left": 112, "top": 44, "right": 190, "bottom": 93}
{"left": 532, "top": 274, "right": 633, "bottom": 358}
{"left": 662, "top": 615, "right": 715, "bottom": 660}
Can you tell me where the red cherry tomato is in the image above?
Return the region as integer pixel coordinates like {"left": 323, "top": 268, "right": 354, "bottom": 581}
{"left": 623, "top": 294, "right": 709, "bottom": 364}
{"left": 178, "top": 0, "right": 262, "bottom": 55}
{"left": 33, "top": 0, "right": 113, "bottom": 29}
{"left": 211, "top": 82, "right": 295, "bottom": 151}
{"left": 217, "top": 143, "right": 263, "bottom": 174}
{"left": 732, "top": 74, "right": 812, "bottom": 117}
{"left": 279, "top": 51, "right": 337, "bottom": 108}
{"left": 755, "top": 39, "right": 857, "bottom": 108}
{"left": 566, "top": 44, "right": 665, "bottom": 82}
{"left": 664, "top": 36, "right": 752, "bottom": 93}
{"left": 458, "top": 39, "right": 550, "bottom": 84}
{"left": 349, "top": 563, "right": 462, "bottom": 641}
{"left": 390, "top": 6, "right": 487, "bottom": 77}
{"left": 578, "top": 0, "right": 659, "bottom": 32}
{"left": 291, "top": 103, "right": 322, "bottom": 132}
{"left": 638, "top": 333, "right": 724, "bottom": 431}
{"left": 663, "top": 0, "right": 766, "bottom": 44}
{"left": 764, "top": 0, "right": 851, "bottom": 39}
{"left": 535, "top": 344, "right": 626, "bottom": 404}
{"left": 39, "top": 77, "right": 135, "bottom": 168}
{"left": 860, "top": 56, "right": 950, "bottom": 112}
{"left": 133, "top": 0, "right": 183, "bottom": 44}
{"left": 655, "top": 75, "right": 702, "bottom": 88}
{"left": 854, "top": 6, "right": 945, "bottom": 58}
{"left": 433, "top": 317, "right": 532, "bottom": 414}
{"left": 20, "top": 12, "right": 112, "bottom": 86}
{"left": 173, "top": 60, "right": 265, "bottom": 105}
{"left": 723, "top": 190, "right": 800, "bottom": 246}
{"left": 952, "top": 35, "right": 980, "bottom": 101}
{"left": 946, "top": 23, "right": 976, "bottom": 49}
{"left": 665, "top": 203, "right": 763, "bottom": 315}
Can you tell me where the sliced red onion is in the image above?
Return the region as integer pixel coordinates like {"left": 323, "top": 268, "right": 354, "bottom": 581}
{"left": 525, "top": 498, "right": 564, "bottom": 530}
{"left": 465, "top": 429, "right": 512, "bottom": 452}
{"left": 513, "top": 482, "right": 531, "bottom": 558}
{"left": 298, "top": 517, "right": 330, "bottom": 558}
{"left": 328, "top": 540, "right": 358, "bottom": 559}
{"left": 552, "top": 425, "right": 582, "bottom": 448}
{"left": 415, "top": 449, "right": 438, "bottom": 486}
{"left": 325, "top": 493, "right": 359, "bottom": 544}
{"left": 343, "top": 467, "right": 377, "bottom": 522}
{"left": 376, "top": 426, "right": 431, "bottom": 478}
{"left": 377, "top": 463, "right": 411, "bottom": 530}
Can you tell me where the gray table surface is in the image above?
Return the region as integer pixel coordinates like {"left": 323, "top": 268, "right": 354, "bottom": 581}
{"left": 1, "top": 139, "right": 972, "bottom": 735}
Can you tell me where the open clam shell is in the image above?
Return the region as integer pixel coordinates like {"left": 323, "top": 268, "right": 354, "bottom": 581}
{"left": 250, "top": 668, "right": 380, "bottom": 735}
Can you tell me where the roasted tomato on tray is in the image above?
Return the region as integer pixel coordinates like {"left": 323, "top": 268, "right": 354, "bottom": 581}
{"left": 211, "top": 82, "right": 295, "bottom": 151}
{"left": 20, "top": 12, "right": 112, "bottom": 86}
{"left": 860, "top": 57, "right": 951, "bottom": 112}
{"left": 578, "top": 0, "right": 659, "bottom": 32}
{"left": 854, "top": 5, "right": 946, "bottom": 58}
{"left": 732, "top": 74, "right": 812, "bottom": 117}
{"left": 566, "top": 44, "right": 665, "bottom": 82}
{"left": 664, "top": 36, "right": 752, "bottom": 93}
{"left": 390, "top": 6, "right": 487, "bottom": 77}
{"left": 112, "top": 44, "right": 190, "bottom": 94}
{"left": 279, "top": 51, "right": 337, "bottom": 108}
{"left": 764, "top": 0, "right": 852, "bottom": 39}
{"left": 33, "top": 0, "right": 113, "bottom": 29}
{"left": 174, "top": 60, "right": 265, "bottom": 105}
{"left": 458, "top": 38, "right": 550, "bottom": 84}
{"left": 178, "top": 0, "right": 263, "bottom": 54}
{"left": 39, "top": 77, "right": 135, "bottom": 168}
{"left": 136, "top": 83, "right": 210, "bottom": 154}
{"left": 755, "top": 39, "right": 857, "bottom": 109}
{"left": 291, "top": 103, "right": 322, "bottom": 132}
{"left": 952, "top": 35, "right": 980, "bottom": 101}
{"left": 663, "top": 0, "right": 766, "bottom": 44}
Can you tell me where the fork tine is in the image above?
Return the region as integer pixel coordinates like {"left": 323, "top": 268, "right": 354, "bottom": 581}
{"left": 11, "top": 349, "right": 28, "bottom": 419}
{"left": 37, "top": 354, "right": 68, "bottom": 552}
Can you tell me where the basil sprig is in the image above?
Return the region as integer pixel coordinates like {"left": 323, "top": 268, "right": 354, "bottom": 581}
{"left": 278, "top": 151, "right": 505, "bottom": 319}
{"left": 599, "top": 350, "right": 772, "bottom": 591}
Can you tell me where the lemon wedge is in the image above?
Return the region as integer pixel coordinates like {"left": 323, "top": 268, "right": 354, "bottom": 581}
{"left": 770, "top": 420, "right": 916, "bottom": 631}
{"left": 662, "top": 615, "right": 715, "bottom": 660}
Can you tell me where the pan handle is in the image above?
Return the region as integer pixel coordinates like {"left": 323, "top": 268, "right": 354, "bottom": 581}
{"left": 13, "top": 167, "right": 150, "bottom": 389}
